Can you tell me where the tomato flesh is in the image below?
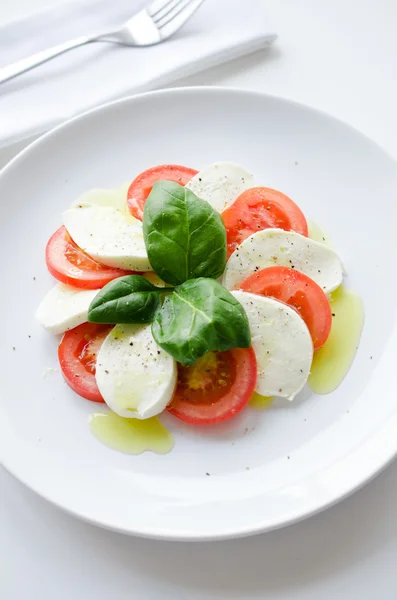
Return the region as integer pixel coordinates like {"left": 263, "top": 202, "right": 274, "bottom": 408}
{"left": 240, "top": 266, "right": 331, "bottom": 349}
{"left": 222, "top": 187, "right": 308, "bottom": 258}
{"left": 127, "top": 164, "right": 198, "bottom": 220}
{"left": 46, "top": 226, "right": 133, "bottom": 290}
{"left": 58, "top": 322, "right": 112, "bottom": 402}
{"left": 167, "top": 347, "right": 257, "bottom": 425}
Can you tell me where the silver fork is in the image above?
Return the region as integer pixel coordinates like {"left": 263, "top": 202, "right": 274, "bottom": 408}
{"left": 0, "top": 0, "right": 205, "bottom": 85}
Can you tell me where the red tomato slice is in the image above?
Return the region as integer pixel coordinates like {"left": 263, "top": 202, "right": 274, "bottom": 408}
{"left": 46, "top": 226, "right": 133, "bottom": 290}
{"left": 58, "top": 322, "right": 112, "bottom": 402}
{"left": 240, "top": 266, "right": 331, "bottom": 349}
{"left": 167, "top": 347, "right": 257, "bottom": 425}
{"left": 127, "top": 164, "right": 198, "bottom": 220}
{"left": 221, "top": 187, "right": 308, "bottom": 258}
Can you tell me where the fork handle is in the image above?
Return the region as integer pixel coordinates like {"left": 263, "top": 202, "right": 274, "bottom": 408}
{"left": 0, "top": 35, "right": 97, "bottom": 84}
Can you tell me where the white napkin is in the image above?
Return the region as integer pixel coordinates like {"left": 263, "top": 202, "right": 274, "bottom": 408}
{"left": 0, "top": 0, "right": 276, "bottom": 149}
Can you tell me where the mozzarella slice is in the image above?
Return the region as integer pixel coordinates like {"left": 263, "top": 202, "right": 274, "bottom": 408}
{"left": 36, "top": 283, "right": 99, "bottom": 334}
{"left": 96, "top": 324, "right": 177, "bottom": 419}
{"left": 71, "top": 183, "right": 129, "bottom": 212}
{"left": 232, "top": 291, "right": 313, "bottom": 400}
{"left": 224, "top": 229, "right": 343, "bottom": 294}
{"left": 186, "top": 162, "right": 254, "bottom": 212}
{"left": 63, "top": 205, "right": 151, "bottom": 271}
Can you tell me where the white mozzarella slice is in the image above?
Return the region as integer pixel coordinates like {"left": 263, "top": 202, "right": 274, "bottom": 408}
{"left": 96, "top": 324, "right": 177, "bottom": 419}
{"left": 36, "top": 283, "right": 99, "bottom": 335}
{"left": 63, "top": 205, "right": 151, "bottom": 271}
{"left": 186, "top": 162, "right": 254, "bottom": 212}
{"left": 71, "top": 183, "right": 129, "bottom": 212}
{"left": 232, "top": 291, "right": 313, "bottom": 400}
{"left": 223, "top": 229, "right": 343, "bottom": 294}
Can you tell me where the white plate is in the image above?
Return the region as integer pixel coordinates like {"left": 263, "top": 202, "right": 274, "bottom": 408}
{"left": 1, "top": 88, "right": 397, "bottom": 541}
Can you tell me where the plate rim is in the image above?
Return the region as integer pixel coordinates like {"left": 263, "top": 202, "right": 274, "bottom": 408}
{"left": 1, "top": 86, "right": 397, "bottom": 541}
{"left": 1, "top": 86, "right": 396, "bottom": 179}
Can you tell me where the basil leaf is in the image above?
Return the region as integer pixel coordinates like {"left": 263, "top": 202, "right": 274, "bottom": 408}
{"left": 143, "top": 180, "right": 227, "bottom": 286}
{"left": 152, "top": 278, "right": 251, "bottom": 365}
{"left": 88, "top": 275, "right": 169, "bottom": 324}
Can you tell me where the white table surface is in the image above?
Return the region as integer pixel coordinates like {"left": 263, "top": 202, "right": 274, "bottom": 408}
{"left": 2, "top": 1, "right": 397, "bottom": 598}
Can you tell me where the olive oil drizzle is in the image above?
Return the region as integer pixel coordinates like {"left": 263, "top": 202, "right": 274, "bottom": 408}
{"left": 89, "top": 411, "right": 174, "bottom": 454}
{"left": 309, "top": 285, "right": 364, "bottom": 394}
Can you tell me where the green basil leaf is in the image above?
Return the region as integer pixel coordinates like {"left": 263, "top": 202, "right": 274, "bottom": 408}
{"left": 143, "top": 180, "right": 227, "bottom": 286}
{"left": 152, "top": 278, "right": 251, "bottom": 365}
{"left": 88, "top": 275, "right": 170, "bottom": 324}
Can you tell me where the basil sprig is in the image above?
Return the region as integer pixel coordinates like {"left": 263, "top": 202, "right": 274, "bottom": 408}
{"left": 88, "top": 180, "right": 251, "bottom": 363}
{"left": 143, "top": 180, "right": 226, "bottom": 286}
{"left": 88, "top": 275, "right": 169, "bottom": 324}
{"left": 152, "top": 278, "right": 251, "bottom": 365}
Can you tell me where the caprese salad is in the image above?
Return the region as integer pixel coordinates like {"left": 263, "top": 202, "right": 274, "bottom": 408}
{"left": 37, "top": 161, "right": 348, "bottom": 432}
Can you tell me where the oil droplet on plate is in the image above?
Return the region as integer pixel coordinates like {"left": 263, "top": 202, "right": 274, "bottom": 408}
{"left": 249, "top": 392, "right": 273, "bottom": 411}
{"left": 89, "top": 411, "right": 174, "bottom": 455}
{"left": 309, "top": 286, "right": 364, "bottom": 394}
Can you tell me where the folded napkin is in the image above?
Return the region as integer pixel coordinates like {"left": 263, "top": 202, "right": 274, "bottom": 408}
{"left": 0, "top": 0, "right": 276, "bottom": 149}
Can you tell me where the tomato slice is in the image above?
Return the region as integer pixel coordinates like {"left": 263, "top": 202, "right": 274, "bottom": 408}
{"left": 127, "top": 164, "right": 198, "bottom": 220}
{"left": 167, "top": 347, "right": 257, "bottom": 425}
{"left": 221, "top": 187, "right": 308, "bottom": 258}
{"left": 58, "top": 322, "right": 112, "bottom": 402}
{"left": 240, "top": 266, "right": 331, "bottom": 349}
{"left": 46, "top": 226, "right": 133, "bottom": 290}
